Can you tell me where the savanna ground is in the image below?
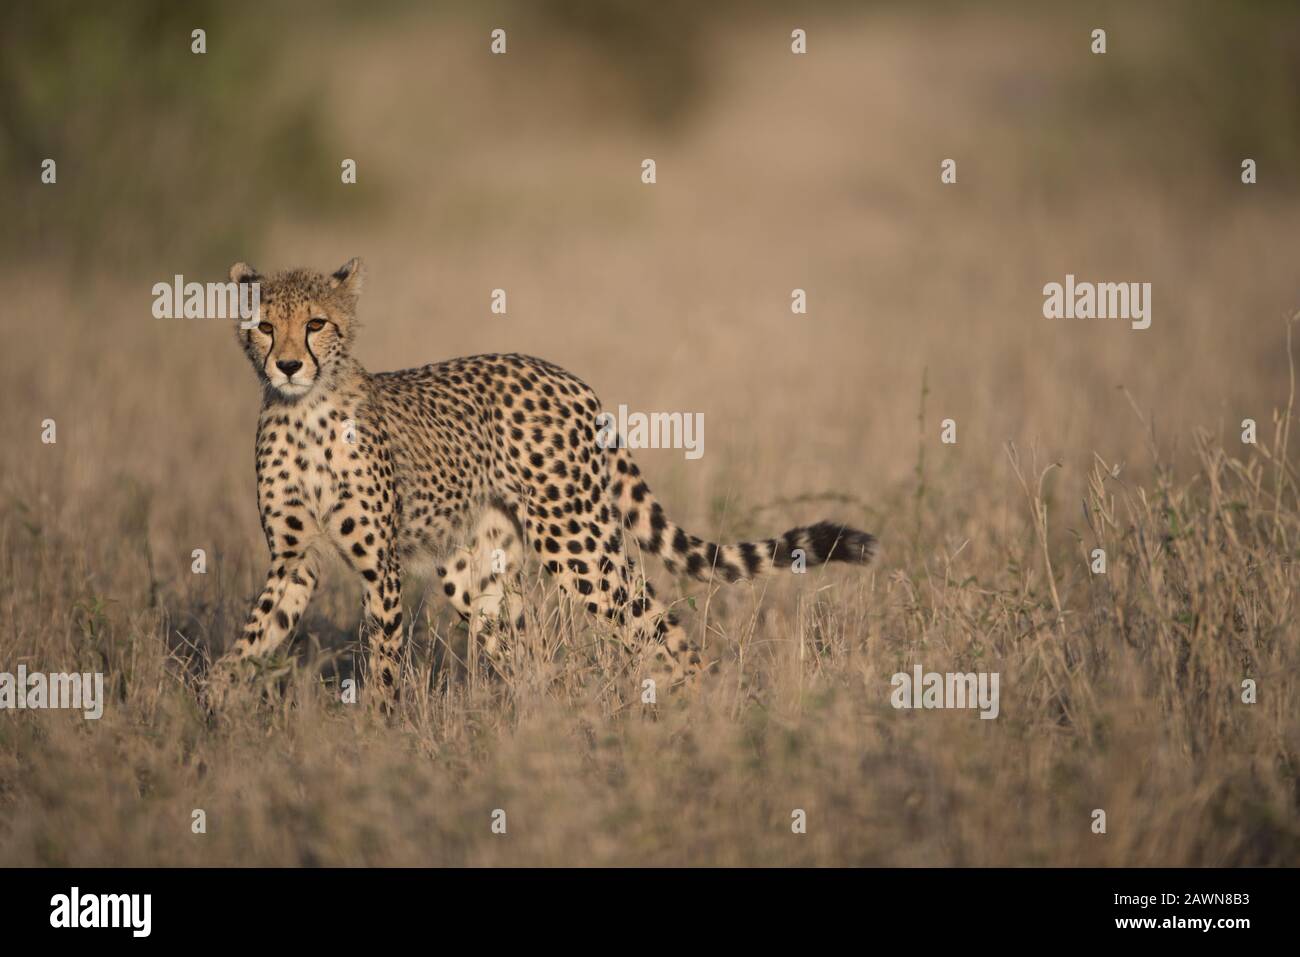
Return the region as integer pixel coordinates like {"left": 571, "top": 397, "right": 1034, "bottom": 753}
{"left": 1, "top": 1, "right": 1298, "bottom": 865}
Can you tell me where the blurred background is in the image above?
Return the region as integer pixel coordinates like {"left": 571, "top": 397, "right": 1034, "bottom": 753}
{"left": 4, "top": 0, "right": 1299, "bottom": 539}
{"left": 1, "top": 0, "right": 1299, "bottom": 866}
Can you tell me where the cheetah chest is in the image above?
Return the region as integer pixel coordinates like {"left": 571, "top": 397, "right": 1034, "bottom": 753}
{"left": 259, "top": 398, "right": 363, "bottom": 526}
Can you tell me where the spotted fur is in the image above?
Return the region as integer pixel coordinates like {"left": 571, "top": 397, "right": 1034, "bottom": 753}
{"left": 215, "top": 258, "right": 876, "bottom": 704}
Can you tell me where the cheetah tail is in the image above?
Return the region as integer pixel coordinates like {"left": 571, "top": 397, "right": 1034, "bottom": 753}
{"left": 610, "top": 447, "right": 877, "bottom": 583}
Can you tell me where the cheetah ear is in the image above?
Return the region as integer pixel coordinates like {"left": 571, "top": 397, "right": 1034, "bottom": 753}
{"left": 229, "top": 261, "right": 260, "bottom": 285}
{"left": 330, "top": 257, "right": 364, "bottom": 295}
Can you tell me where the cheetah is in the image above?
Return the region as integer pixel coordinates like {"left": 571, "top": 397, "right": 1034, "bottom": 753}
{"left": 214, "top": 257, "right": 876, "bottom": 704}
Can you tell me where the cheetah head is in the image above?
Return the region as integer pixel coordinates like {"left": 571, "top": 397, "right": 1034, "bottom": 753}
{"left": 230, "top": 257, "right": 364, "bottom": 400}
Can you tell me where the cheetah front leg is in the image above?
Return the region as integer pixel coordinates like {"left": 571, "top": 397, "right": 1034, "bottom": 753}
{"left": 208, "top": 547, "right": 322, "bottom": 704}
{"left": 332, "top": 515, "right": 405, "bottom": 706}
{"left": 359, "top": 555, "right": 404, "bottom": 703}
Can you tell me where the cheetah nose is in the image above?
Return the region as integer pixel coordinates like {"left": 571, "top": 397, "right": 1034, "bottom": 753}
{"left": 276, "top": 359, "right": 303, "bottom": 376}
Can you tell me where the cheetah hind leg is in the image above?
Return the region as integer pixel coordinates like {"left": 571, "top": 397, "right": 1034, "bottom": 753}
{"left": 436, "top": 502, "right": 527, "bottom": 679}
{"left": 468, "top": 574, "right": 526, "bottom": 679}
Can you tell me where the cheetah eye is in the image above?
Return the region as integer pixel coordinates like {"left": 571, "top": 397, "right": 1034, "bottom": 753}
{"left": 306, "top": 318, "right": 327, "bottom": 333}
{"left": 257, "top": 322, "right": 273, "bottom": 335}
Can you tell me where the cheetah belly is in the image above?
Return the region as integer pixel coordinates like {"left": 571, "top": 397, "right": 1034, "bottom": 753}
{"left": 394, "top": 497, "right": 502, "bottom": 569}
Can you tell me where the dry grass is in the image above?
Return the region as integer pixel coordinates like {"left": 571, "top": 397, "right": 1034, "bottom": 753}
{"left": 1, "top": 4, "right": 1298, "bottom": 866}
